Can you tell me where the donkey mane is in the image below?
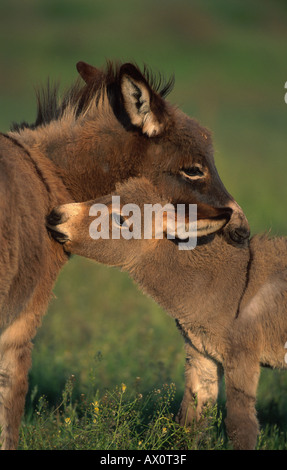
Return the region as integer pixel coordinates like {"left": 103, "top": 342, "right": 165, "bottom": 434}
{"left": 11, "top": 61, "right": 175, "bottom": 132}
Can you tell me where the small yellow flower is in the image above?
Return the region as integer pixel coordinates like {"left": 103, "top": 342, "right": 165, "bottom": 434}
{"left": 162, "top": 427, "right": 167, "bottom": 434}
{"left": 65, "top": 417, "right": 71, "bottom": 425}
{"left": 138, "top": 441, "right": 142, "bottom": 446}
{"left": 121, "top": 383, "right": 127, "bottom": 393}
{"left": 92, "top": 401, "right": 99, "bottom": 414}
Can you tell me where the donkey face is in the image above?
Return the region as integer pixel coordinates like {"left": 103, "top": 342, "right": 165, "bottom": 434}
{"left": 47, "top": 177, "right": 232, "bottom": 268}
{"left": 77, "top": 61, "right": 249, "bottom": 246}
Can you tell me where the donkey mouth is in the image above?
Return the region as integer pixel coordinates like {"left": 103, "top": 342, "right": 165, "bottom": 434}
{"left": 47, "top": 226, "right": 69, "bottom": 244}
{"left": 198, "top": 206, "right": 250, "bottom": 246}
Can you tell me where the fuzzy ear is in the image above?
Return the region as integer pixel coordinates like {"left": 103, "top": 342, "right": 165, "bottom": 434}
{"left": 163, "top": 206, "right": 197, "bottom": 240}
{"left": 76, "top": 61, "right": 103, "bottom": 84}
{"left": 163, "top": 204, "right": 231, "bottom": 239}
{"left": 120, "top": 64, "right": 166, "bottom": 137}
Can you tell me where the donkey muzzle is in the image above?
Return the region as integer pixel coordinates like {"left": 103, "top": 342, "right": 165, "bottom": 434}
{"left": 47, "top": 208, "right": 64, "bottom": 226}
{"left": 228, "top": 225, "right": 250, "bottom": 244}
{"left": 46, "top": 208, "right": 70, "bottom": 244}
{"left": 223, "top": 201, "right": 250, "bottom": 246}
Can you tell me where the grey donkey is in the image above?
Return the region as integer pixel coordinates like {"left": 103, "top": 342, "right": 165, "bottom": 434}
{"left": 47, "top": 177, "right": 287, "bottom": 450}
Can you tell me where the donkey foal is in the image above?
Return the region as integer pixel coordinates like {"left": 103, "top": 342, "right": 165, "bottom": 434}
{"left": 1, "top": 59, "right": 250, "bottom": 449}
{"left": 48, "top": 177, "right": 287, "bottom": 450}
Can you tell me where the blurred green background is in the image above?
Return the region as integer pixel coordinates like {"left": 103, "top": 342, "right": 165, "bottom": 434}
{"left": 1, "top": 0, "right": 287, "bottom": 431}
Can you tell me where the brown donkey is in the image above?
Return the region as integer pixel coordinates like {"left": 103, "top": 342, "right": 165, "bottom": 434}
{"left": 48, "top": 176, "right": 287, "bottom": 450}
{"left": 1, "top": 61, "right": 249, "bottom": 449}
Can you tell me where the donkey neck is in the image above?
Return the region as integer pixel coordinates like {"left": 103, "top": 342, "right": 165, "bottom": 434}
{"left": 9, "top": 109, "right": 141, "bottom": 202}
{"left": 129, "top": 236, "right": 250, "bottom": 325}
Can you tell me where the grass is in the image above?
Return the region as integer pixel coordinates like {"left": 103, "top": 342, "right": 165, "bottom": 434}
{"left": 19, "top": 378, "right": 227, "bottom": 451}
{"left": 19, "top": 377, "right": 287, "bottom": 450}
{"left": 1, "top": 0, "right": 287, "bottom": 450}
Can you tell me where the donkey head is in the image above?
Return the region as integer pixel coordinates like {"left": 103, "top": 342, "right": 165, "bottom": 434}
{"left": 76, "top": 61, "right": 249, "bottom": 247}
{"left": 47, "top": 177, "right": 232, "bottom": 268}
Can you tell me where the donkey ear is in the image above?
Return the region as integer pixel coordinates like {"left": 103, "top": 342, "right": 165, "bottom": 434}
{"left": 163, "top": 204, "right": 231, "bottom": 239}
{"left": 76, "top": 61, "right": 102, "bottom": 84}
{"left": 119, "top": 64, "right": 166, "bottom": 137}
{"left": 163, "top": 207, "right": 197, "bottom": 240}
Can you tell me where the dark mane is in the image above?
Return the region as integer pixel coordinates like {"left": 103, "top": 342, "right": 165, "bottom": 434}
{"left": 11, "top": 61, "right": 175, "bottom": 132}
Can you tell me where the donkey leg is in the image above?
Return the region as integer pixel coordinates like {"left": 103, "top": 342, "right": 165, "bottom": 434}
{"left": 0, "top": 300, "right": 44, "bottom": 450}
{"left": 224, "top": 355, "right": 261, "bottom": 450}
{"left": 176, "top": 344, "right": 223, "bottom": 426}
{"left": 0, "top": 333, "right": 32, "bottom": 450}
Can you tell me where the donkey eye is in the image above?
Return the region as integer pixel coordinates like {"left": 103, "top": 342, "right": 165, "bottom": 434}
{"left": 112, "top": 212, "right": 126, "bottom": 227}
{"left": 181, "top": 166, "right": 204, "bottom": 180}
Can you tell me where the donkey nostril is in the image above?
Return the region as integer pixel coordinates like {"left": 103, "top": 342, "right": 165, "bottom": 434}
{"left": 230, "top": 227, "right": 250, "bottom": 244}
{"left": 46, "top": 209, "right": 63, "bottom": 226}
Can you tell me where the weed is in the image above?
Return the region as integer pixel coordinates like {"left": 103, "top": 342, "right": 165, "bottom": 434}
{"left": 19, "top": 378, "right": 226, "bottom": 450}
